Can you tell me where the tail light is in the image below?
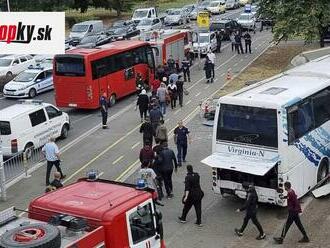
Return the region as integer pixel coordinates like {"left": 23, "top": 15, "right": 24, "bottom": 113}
{"left": 11, "top": 139, "right": 18, "bottom": 154}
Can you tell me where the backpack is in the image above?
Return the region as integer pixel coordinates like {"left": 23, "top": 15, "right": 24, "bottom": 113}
{"left": 156, "top": 125, "right": 167, "bottom": 141}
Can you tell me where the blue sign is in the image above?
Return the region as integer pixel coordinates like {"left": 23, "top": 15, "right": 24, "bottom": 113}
{"left": 244, "top": 4, "right": 251, "bottom": 13}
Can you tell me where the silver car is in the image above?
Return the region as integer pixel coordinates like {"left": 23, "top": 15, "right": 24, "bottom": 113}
{"left": 136, "top": 18, "right": 162, "bottom": 32}
{"left": 165, "top": 8, "right": 189, "bottom": 26}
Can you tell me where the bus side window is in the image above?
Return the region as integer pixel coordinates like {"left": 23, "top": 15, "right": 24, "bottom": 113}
{"left": 312, "top": 87, "right": 330, "bottom": 127}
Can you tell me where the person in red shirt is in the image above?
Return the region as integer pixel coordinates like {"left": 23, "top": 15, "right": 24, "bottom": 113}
{"left": 274, "top": 181, "right": 309, "bottom": 244}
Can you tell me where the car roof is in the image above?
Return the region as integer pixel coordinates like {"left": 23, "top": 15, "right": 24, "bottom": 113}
{"left": 0, "top": 102, "right": 48, "bottom": 121}
{"left": 212, "top": 18, "right": 231, "bottom": 23}
{"left": 0, "top": 54, "right": 28, "bottom": 60}
{"left": 76, "top": 20, "right": 102, "bottom": 25}
{"left": 29, "top": 179, "right": 152, "bottom": 223}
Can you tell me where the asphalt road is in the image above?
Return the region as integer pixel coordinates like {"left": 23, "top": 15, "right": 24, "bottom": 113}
{"left": 0, "top": 7, "right": 310, "bottom": 248}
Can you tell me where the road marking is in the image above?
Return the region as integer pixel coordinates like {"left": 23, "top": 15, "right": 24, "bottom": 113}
{"left": 186, "top": 100, "right": 191, "bottom": 105}
{"left": 0, "top": 97, "right": 5, "bottom": 100}
{"left": 71, "top": 114, "right": 93, "bottom": 124}
{"left": 195, "top": 92, "right": 201, "bottom": 97}
{"left": 112, "top": 155, "right": 124, "bottom": 165}
{"left": 240, "top": 59, "right": 244, "bottom": 62}
{"left": 165, "top": 118, "right": 170, "bottom": 123}
{"left": 174, "top": 108, "right": 182, "bottom": 115}
{"left": 99, "top": 171, "right": 104, "bottom": 177}
{"left": 131, "top": 141, "right": 141, "bottom": 149}
{"left": 204, "top": 85, "right": 210, "bottom": 89}
{"left": 233, "top": 62, "right": 238, "bottom": 67}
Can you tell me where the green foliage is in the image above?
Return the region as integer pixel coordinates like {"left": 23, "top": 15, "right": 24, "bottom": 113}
{"left": 258, "top": 0, "right": 330, "bottom": 46}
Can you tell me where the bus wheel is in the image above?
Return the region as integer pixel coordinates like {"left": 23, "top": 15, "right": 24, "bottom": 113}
{"left": 317, "top": 160, "right": 329, "bottom": 182}
{"left": 109, "top": 94, "right": 116, "bottom": 107}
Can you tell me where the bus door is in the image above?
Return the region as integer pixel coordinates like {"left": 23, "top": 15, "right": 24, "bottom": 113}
{"left": 93, "top": 63, "right": 110, "bottom": 101}
{"left": 148, "top": 47, "right": 157, "bottom": 82}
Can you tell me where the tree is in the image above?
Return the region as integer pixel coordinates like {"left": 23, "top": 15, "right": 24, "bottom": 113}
{"left": 91, "top": 0, "right": 134, "bottom": 17}
{"left": 72, "top": 0, "right": 89, "bottom": 13}
{"left": 258, "top": 0, "right": 330, "bottom": 47}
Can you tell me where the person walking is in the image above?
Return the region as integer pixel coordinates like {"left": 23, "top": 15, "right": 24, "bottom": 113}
{"left": 216, "top": 31, "right": 222, "bottom": 53}
{"left": 149, "top": 104, "right": 163, "bottom": 137}
{"left": 235, "top": 31, "right": 244, "bottom": 54}
{"left": 159, "top": 142, "right": 178, "bottom": 199}
{"left": 169, "top": 72, "right": 179, "bottom": 85}
{"left": 155, "top": 119, "right": 168, "bottom": 144}
{"left": 176, "top": 75, "right": 184, "bottom": 107}
{"left": 156, "top": 64, "right": 165, "bottom": 81}
{"left": 181, "top": 57, "right": 191, "bottom": 82}
{"left": 243, "top": 31, "right": 252, "bottom": 54}
{"left": 140, "top": 117, "right": 154, "bottom": 147}
{"left": 167, "top": 80, "right": 178, "bottom": 109}
{"left": 204, "top": 57, "right": 213, "bottom": 84}
{"left": 139, "top": 142, "right": 155, "bottom": 164}
{"left": 100, "top": 92, "right": 109, "bottom": 129}
{"left": 167, "top": 55, "right": 176, "bottom": 73}
{"left": 207, "top": 50, "right": 216, "bottom": 81}
{"left": 156, "top": 82, "right": 168, "bottom": 115}
{"left": 235, "top": 185, "right": 266, "bottom": 240}
{"left": 42, "top": 137, "right": 65, "bottom": 186}
{"left": 274, "top": 182, "right": 310, "bottom": 244}
{"left": 230, "top": 32, "right": 236, "bottom": 52}
{"left": 178, "top": 165, "right": 204, "bottom": 227}
{"left": 136, "top": 89, "right": 149, "bottom": 122}
{"left": 174, "top": 120, "right": 191, "bottom": 166}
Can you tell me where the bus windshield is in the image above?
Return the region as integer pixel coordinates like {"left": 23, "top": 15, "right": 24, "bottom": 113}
{"left": 55, "top": 56, "right": 85, "bottom": 77}
{"left": 217, "top": 104, "right": 278, "bottom": 148}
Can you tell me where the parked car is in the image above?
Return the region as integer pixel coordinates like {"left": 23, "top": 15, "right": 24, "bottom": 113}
{"left": 0, "top": 55, "right": 36, "bottom": 79}
{"left": 76, "top": 33, "right": 114, "bottom": 48}
{"left": 33, "top": 55, "right": 54, "bottom": 67}
{"left": 0, "top": 54, "right": 10, "bottom": 58}
{"left": 237, "top": 12, "right": 256, "bottom": 31}
{"left": 192, "top": 31, "right": 217, "bottom": 55}
{"left": 210, "top": 18, "right": 241, "bottom": 40}
{"left": 207, "top": 1, "right": 226, "bottom": 15}
{"left": 189, "top": 4, "right": 211, "bottom": 20}
{"left": 3, "top": 65, "right": 53, "bottom": 98}
{"left": 182, "top": 4, "right": 196, "bottom": 16}
{"left": 199, "top": 1, "right": 212, "bottom": 11}
{"left": 69, "top": 20, "right": 104, "bottom": 40}
{"left": 165, "top": 8, "right": 189, "bottom": 26}
{"left": 239, "top": 0, "right": 251, "bottom": 6}
{"left": 0, "top": 100, "right": 70, "bottom": 157}
{"left": 112, "top": 20, "right": 140, "bottom": 38}
{"left": 137, "top": 18, "right": 162, "bottom": 31}
{"left": 226, "top": 0, "right": 240, "bottom": 9}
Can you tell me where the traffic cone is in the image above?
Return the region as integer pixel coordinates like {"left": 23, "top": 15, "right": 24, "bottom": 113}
{"left": 226, "top": 68, "right": 232, "bottom": 80}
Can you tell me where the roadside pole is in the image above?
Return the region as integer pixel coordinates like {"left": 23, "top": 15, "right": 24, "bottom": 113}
{"left": 196, "top": 9, "right": 210, "bottom": 70}
{"left": 0, "top": 137, "right": 7, "bottom": 201}
{"left": 7, "top": 0, "right": 10, "bottom": 12}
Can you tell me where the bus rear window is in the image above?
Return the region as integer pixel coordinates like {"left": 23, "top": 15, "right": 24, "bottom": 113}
{"left": 0, "top": 121, "right": 11, "bottom": 135}
{"left": 217, "top": 104, "right": 278, "bottom": 148}
{"left": 55, "top": 56, "right": 85, "bottom": 76}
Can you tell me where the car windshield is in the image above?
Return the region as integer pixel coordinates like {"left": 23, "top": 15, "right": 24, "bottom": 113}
{"left": 80, "top": 36, "right": 98, "bottom": 44}
{"left": 217, "top": 104, "right": 278, "bottom": 148}
{"left": 133, "top": 10, "right": 148, "bottom": 18}
{"left": 200, "top": 1, "right": 211, "bottom": 7}
{"left": 72, "top": 24, "right": 89, "bottom": 32}
{"left": 113, "top": 21, "right": 125, "bottom": 28}
{"left": 0, "top": 59, "right": 12, "bottom": 67}
{"left": 239, "top": 14, "right": 251, "bottom": 21}
{"left": 210, "top": 22, "right": 226, "bottom": 30}
{"left": 210, "top": 2, "right": 220, "bottom": 7}
{"left": 139, "top": 19, "right": 153, "bottom": 25}
{"left": 13, "top": 72, "right": 38, "bottom": 82}
{"left": 198, "top": 35, "right": 210, "bottom": 43}
{"left": 168, "top": 9, "right": 181, "bottom": 15}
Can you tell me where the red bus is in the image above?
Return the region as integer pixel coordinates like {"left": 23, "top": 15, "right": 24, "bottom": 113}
{"left": 53, "top": 40, "right": 157, "bottom": 109}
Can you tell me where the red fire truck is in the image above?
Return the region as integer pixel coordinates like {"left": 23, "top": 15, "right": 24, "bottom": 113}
{"left": 0, "top": 178, "right": 165, "bottom": 248}
{"left": 53, "top": 40, "right": 157, "bottom": 109}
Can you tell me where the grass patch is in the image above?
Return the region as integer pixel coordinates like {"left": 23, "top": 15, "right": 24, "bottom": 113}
{"left": 217, "top": 43, "right": 319, "bottom": 97}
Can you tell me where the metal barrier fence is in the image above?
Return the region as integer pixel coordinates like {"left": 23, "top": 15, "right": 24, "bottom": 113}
{"left": 0, "top": 147, "right": 44, "bottom": 200}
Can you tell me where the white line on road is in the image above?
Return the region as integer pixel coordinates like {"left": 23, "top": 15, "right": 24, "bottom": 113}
{"left": 204, "top": 85, "right": 210, "bottom": 89}
{"left": 112, "top": 155, "right": 124, "bottom": 165}
{"left": 71, "top": 114, "right": 93, "bottom": 124}
{"left": 233, "top": 62, "right": 238, "bottom": 67}
{"left": 221, "top": 73, "right": 225, "bottom": 76}
{"left": 0, "top": 97, "right": 4, "bottom": 100}
{"left": 165, "top": 118, "right": 170, "bottom": 123}
{"left": 174, "top": 108, "right": 182, "bottom": 115}
{"left": 99, "top": 171, "right": 104, "bottom": 177}
{"left": 186, "top": 100, "right": 191, "bottom": 105}
{"left": 131, "top": 141, "right": 140, "bottom": 149}
{"left": 195, "top": 92, "right": 201, "bottom": 97}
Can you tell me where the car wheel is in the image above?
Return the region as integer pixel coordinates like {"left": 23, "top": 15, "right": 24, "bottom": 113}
{"left": 317, "top": 160, "right": 329, "bottom": 182}
{"left": 29, "top": 88, "right": 37, "bottom": 98}
{"left": 6, "top": 71, "right": 12, "bottom": 80}
{"left": 109, "top": 94, "right": 116, "bottom": 107}
{"left": 23, "top": 143, "right": 34, "bottom": 160}
{"left": 60, "top": 124, "right": 69, "bottom": 139}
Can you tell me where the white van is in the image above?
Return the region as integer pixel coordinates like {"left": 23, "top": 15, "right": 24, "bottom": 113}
{"left": 0, "top": 100, "right": 70, "bottom": 157}
{"left": 69, "top": 20, "right": 104, "bottom": 40}
{"left": 132, "top": 7, "right": 158, "bottom": 23}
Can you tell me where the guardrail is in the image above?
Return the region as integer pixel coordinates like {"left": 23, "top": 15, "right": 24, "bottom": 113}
{"left": 0, "top": 147, "right": 44, "bottom": 201}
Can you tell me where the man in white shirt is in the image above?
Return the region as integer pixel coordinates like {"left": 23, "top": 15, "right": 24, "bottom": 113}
{"left": 207, "top": 50, "right": 216, "bottom": 82}
{"left": 42, "top": 137, "right": 66, "bottom": 185}
{"left": 138, "top": 161, "right": 157, "bottom": 191}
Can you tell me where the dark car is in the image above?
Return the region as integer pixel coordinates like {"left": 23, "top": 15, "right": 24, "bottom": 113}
{"left": 76, "top": 33, "right": 114, "bottom": 48}
{"left": 210, "top": 18, "right": 241, "bottom": 40}
{"left": 111, "top": 20, "right": 140, "bottom": 38}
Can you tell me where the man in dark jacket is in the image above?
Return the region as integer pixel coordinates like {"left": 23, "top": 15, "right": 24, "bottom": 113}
{"left": 234, "top": 31, "right": 244, "bottom": 54}
{"left": 149, "top": 104, "right": 163, "bottom": 136}
{"left": 243, "top": 31, "right": 252, "bottom": 54}
{"left": 181, "top": 58, "right": 191, "bottom": 82}
{"left": 178, "top": 165, "right": 204, "bottom": 226}
{"left": 176, "top": 75, "right": 184, "bottom": 107}
{"left": 274, "top": 182, "right": 309, "bottom": 244}
{"left": 216, "top": 31, "right": 222, "bottom": 53}
{"left": 235, "top": 185, "right": 266, "bottom": 240}
{"left": 136, "top": 89, "right": 149, "bottom": 122}
{"left": 140, "top": 117, "right": 154, "bottom": 146}
{"left": 139, "top": 142, "right": 155, "bottom": 164}
{"left": 159, "top": 142, "right": 178, "bottom": 199}
{"left": 99, "top": 92, "right": 109, "bottom": 129}
{"left": 167, "top": 55, "right": 176, "bottom": 74}
{"left": 174, "top": 120, "right": 191, "bottom": 166}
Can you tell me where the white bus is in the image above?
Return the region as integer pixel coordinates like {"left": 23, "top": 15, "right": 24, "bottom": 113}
{"left": 202, "top": 55, "right": 330, "bottom": 206}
